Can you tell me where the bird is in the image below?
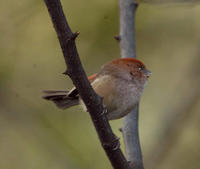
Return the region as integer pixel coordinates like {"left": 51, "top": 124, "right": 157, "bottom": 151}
{"left": 43, "top": 58, "right": 151, "bottom": 120}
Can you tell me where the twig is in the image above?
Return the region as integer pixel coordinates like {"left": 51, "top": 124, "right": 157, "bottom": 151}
{"left": 118, "top": 0, "right": 144, "bottom": 169}
{"left": 44, "top": 0, "right": 131, "bottom": 168}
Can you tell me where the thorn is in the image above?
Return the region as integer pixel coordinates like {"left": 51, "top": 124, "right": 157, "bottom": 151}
{"left": 71, "top": 32, "right": 80, "bottom": 40}
{"left": 134, "top": 0, "right": 139, "bottom": 9}
{"left": 114, "top": 35, "right": 121, "bottom": 42}
{"left": 63, "top": 70, "right": 69, "bottom": 75}
{"left": 134, "top": 2, "right": 139, "bottom": 9}
{"left": 119, "top": 128, "right": 123, "bottom": 132}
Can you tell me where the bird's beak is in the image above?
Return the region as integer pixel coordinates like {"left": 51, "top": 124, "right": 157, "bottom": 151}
{"left": 145, "top": 69, "right": 152, "bottom": 78}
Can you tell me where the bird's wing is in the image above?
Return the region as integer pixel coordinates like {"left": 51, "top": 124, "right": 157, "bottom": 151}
{"left": 88, "top": 73, "right": 97, "bottom": 82}
{"left": 68, "top": 73, "right": 97, "bottom": 97}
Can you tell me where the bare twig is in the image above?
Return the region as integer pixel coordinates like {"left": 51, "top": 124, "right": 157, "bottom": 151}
{"left": 119, "top": 0, "right": 138, "bottom": 58}
{"left": 44, "top": 0, "right": 131, "bottom": 168}
{"left": 119, "top": 0, "right": 144, "bottom": 169}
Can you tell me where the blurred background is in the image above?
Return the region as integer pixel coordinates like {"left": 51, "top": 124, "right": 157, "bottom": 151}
{"left": 0, "top": 0, "right": 200, "bottom": 169}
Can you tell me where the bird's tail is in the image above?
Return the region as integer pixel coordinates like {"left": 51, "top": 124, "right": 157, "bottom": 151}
{"left": 42, "top": 90, "right": 79, "bottom": 109}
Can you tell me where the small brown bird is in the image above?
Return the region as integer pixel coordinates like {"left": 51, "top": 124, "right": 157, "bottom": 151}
{"left": 43, "top": 58, "right": 151, "bottom": 120}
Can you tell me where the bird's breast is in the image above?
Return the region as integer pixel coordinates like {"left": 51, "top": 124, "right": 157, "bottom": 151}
{"left": 91, "top": 75, "right": 143, "bottom": 120}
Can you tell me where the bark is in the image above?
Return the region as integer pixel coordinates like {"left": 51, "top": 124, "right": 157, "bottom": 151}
{"left": 44, "top": 0, "right": 131, "bottom": 168}
{"left": 119, "top": 0, "right": 144, "bottom": 169}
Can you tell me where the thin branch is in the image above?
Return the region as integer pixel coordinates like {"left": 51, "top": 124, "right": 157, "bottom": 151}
{"left": 119, "top": 0, "right": 138, "bottom": 58}
{"left": 119, "top": 0, "right": 144, "bottom": 169}
{"left": 44, "top": 0, "right": 131, "bottom": 168}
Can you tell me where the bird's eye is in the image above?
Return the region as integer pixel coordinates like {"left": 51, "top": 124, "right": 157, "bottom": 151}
{"left": 138, "top": 66, "right": 143, "bottom": 71}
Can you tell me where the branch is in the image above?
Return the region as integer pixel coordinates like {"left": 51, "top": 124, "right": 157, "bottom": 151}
{"left": 44, "top": 0, "right": 131, "bottom": 168}
{"left": 119, "top": 0, "right": 138, "bottom": 58}
{"left": 118, "top": 0, "right": 144, "bottom": 169}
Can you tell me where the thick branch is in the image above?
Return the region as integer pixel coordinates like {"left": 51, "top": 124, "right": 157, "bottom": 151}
{"left": 119, "top": 0, "right": 144, "bottom": 169}
{"left": 44, "top": 0, "right": 131, "bottom": 168}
